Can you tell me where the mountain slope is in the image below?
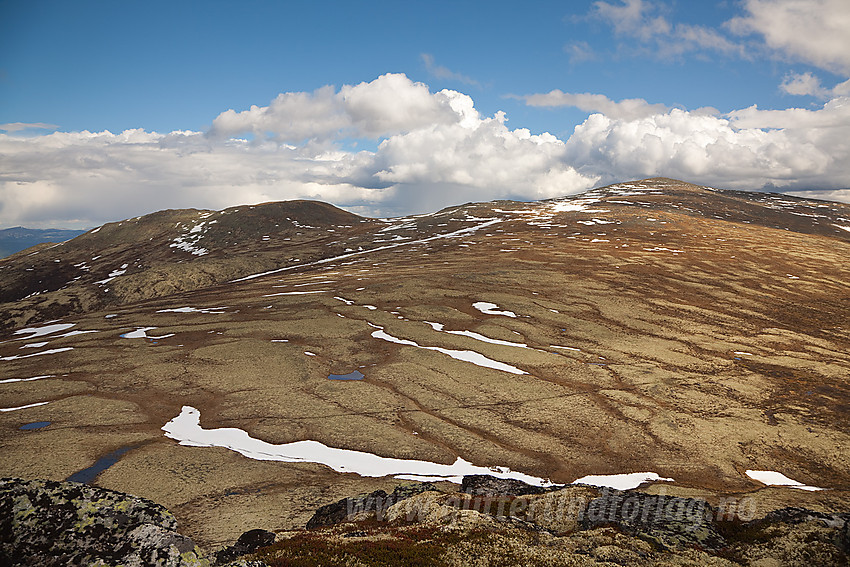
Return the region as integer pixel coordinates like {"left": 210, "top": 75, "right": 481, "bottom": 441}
{"left": 0, "top": 200, "right": 381, "bottom": 332}
{"left": 1, "top": 178, "right": 848, "bottom": 549}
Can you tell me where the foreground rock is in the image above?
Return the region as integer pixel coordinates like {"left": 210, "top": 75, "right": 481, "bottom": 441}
{"left": 2, "top": 474, "right": 848, "bottom": 566}
{"left": 0, "top": 478, "right": 207, "bottom": 566}
{"left": 269, "top": 475, "right": 850, "bottom": 566}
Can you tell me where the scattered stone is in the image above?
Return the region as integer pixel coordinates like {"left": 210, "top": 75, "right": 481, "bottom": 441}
{"left": 306, "top": 489, "right": 387, "bottom": 529}
{"left": 727, "top": 512, "right": 850, "bottom": 566}
{"left": 842, "top": 519, "right": 850, "bottom": 554}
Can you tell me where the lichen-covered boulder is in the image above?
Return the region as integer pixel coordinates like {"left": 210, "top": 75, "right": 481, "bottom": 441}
{"left": 0, "top": 477, "right": 208, "bottom": 566}
{"left": 305, "top": 482, "right": 437, "bottom": 529}
{"left": 384, "top": 491, "right": 500, "bottom": 530}
{"left": 517, "top": 485, "right": 602, "bottom": 533}
{"left": 580, "top": 488, "right": 726, "bottom": 551}
{"left": 460, "top": 474, "right": 554, "bottom": 497}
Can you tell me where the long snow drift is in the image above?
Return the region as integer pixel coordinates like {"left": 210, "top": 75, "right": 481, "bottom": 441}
{"left": 162, "top": 405, "right": 554, "bottom": 485}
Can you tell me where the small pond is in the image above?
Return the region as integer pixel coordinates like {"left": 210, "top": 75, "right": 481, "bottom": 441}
{"left": 19, "top": 421, "right": 51, "bottom": 430}
{"left": 328, "top": 370, "right": 365, "bottom": 381}
{"left": 66, "top": 445, "right": 136, "bottom": 484}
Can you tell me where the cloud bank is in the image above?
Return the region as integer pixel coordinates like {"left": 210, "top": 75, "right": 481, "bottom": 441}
{"left": 0, "top": 75, "right": 596, "bottom": 227}
{"left": 563, "top": 99, "right": 850, "bottom": 190}
{"left": 1, "top": 73, "right": 849, "bottom": 229}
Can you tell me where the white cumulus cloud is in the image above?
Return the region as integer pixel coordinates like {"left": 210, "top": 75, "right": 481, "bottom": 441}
{"left": 1, "top": 74, "right": 849, "bottom": 229}
{"left": 780, "top": 72, "right": 850, "bottom": 100}
{"left": 563, "top": 97, "right": 850, "bottom": 190}
{"left": 728, "top": 0, "right": 850, "bottom": 75}
{"left": 780, "top": 72, "right": 829, "bottom": 98}
{"left": 209, "top": 73, "right": 460, "bottom": 142}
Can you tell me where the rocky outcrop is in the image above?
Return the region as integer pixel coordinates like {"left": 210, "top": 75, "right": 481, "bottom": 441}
{"left": 287, "top": 476, "right": 849, "bottom": 566}
{"left": 213, "top": 529, "right": 275, "bottom": 565}
{"left": 460, "top": 474, "right": 554, "bottom": 497}
{"left": 580, "top": 488, "right": 727, "bottom": 551}
{"left": 5, "top": 474, "right": 847, "bottom": 566}
{"left": 722, "top": 507, "right": 850, "bottom": 566}
{"left": 0, "top": 478, "right": 207, "bottom": 566}
{"left": 761, "top": 506, "right": 850, "bottom": 529}
{"left": 305, "top": 482, "right": 436, "bottom": 529}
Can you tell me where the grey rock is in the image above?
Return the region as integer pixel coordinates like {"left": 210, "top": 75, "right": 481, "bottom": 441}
{"left": 762, "top": 506, "right": 850, "bottom": 529}
{"left": 306, "top": 489, "right": 388, "bottom": 529}
{"left": 757, "top": 506, "right": 850, "bottom": 555}
{"left": 461, "top": 475, "right": 553, "bottom": 497}
{"left": 0, "top": 477, "right": 207, "bottom": 566}
{"left": 306, "top": 482, "right": 437, "bottom": 529}
{"left": 580, "top": 488, "right": 726, "bottom": 551}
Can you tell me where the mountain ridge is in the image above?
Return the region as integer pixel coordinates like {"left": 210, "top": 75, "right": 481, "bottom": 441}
{"left": 2, "top": 177, "right": 849, "bottom": 333}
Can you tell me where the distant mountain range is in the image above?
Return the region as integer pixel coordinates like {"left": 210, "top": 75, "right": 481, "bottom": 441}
{"left": 0, "top": 227, "right": 87, "bottom": 259}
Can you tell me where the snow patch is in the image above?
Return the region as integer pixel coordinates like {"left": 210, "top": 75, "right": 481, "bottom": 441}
{"left": 120, "top": 327, "right": 175, "bottom": 339}
{"left": 156, "top": 307, "right": 228, "bottom": 314}
{"left": 371, "top": 326, "right": 526, "bottom": 375}
{"left": 162, "top": 406, "right": 555, "bottom": 485}
{"left": 424, "top": 322, "right": 529, "bottom": 348}
{"left": 1, "top": 348, "right": 73, "bottom": 361}
{"left": 13, "top": 323, "right": 75, "bottom": 340}
{"left": 170, "top": 221, "right": 216, "bottom": 256}
{"left": 572, "top": 472, "right": 674, "bottom": 491}
{"left": 263, "top": 291, "right": 327, "bottom": 297}
{"left": 0, "top": 401, "right": 50, "bottom": 412}
{"left": 58, "top": 330, "right": 98, "bottom": 338}
{"left": 473, "top": 302, "right": 517, "bottom": 318}
{"left": 95, "top": 264, "right": 129, "bottom": 285}
{"left": 0, "top": 375, "right": 54, "bottom": 384}
{"left": 746, "top": 470, "right": 825, "bottom": 491}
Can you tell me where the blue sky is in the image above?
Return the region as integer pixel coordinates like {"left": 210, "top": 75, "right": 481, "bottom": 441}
{"left": 1, "top": 0, "right": 849, "bottom": 228}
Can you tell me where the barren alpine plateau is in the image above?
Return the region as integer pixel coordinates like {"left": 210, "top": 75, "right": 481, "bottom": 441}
{"left": 2, "top": 178, "right": 849, "bottom": 566}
